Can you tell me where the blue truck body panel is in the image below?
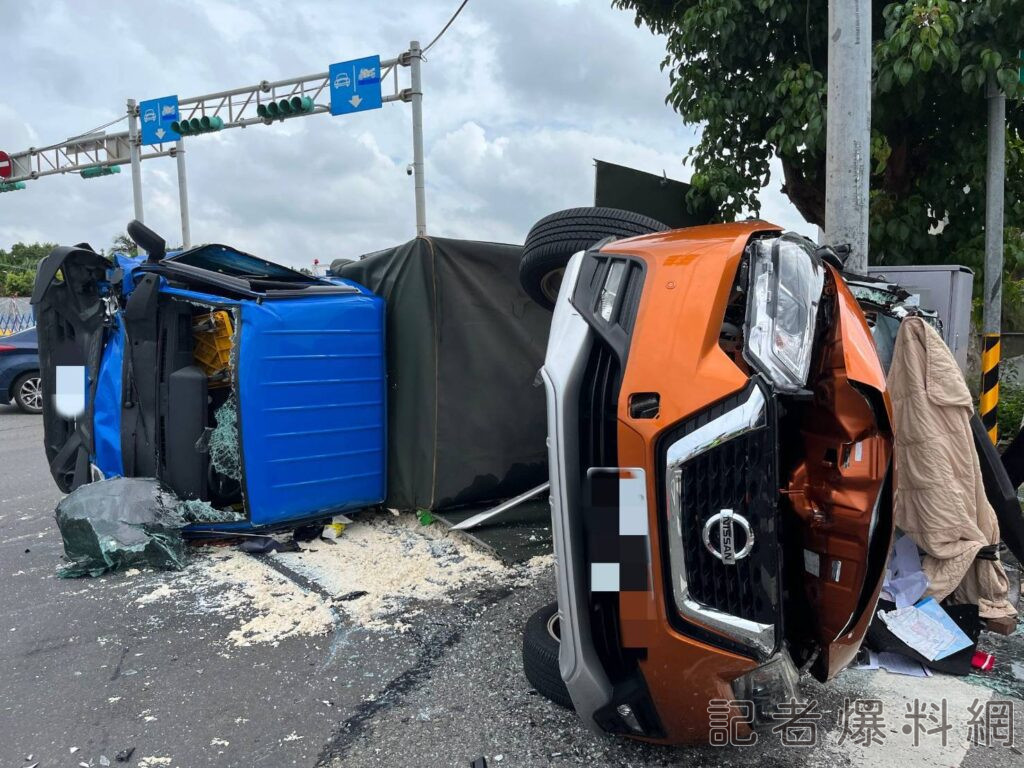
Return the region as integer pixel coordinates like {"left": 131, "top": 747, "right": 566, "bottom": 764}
{"left": 236, "top": 290, "right": 387, "bottom": 526}
{"left": 92, "top": 315, "right": 125, "bottom": 478}
{"left": 90, "top": 259, "right": 386, "bottom": 530}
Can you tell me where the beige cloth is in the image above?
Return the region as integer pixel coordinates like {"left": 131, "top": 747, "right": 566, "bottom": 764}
{"left": 888, "top": 317, "right": 1016, "bottom": 619}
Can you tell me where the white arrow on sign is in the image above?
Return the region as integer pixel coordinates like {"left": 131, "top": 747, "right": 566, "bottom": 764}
{"left": 155, "top": 128, "right": 166, "bottom": 140}
{"left": 349, "top": 94, "right": 362, "bottom": 108}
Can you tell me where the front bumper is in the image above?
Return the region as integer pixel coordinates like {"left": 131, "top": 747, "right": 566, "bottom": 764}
{"left": 544, "top": 248, "right": 780, "bottom": 743}
{"left": 542, "top": 251, "right": 620, "bottom": 732}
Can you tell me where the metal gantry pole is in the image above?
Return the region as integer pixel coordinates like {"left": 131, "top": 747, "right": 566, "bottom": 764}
{"left": 408, "top": 40, "right": 427, "bottom": 236}
{"left": 824, "top": 0, "right": 872, "bottom": 273}
{"left": 126, "top": 99, "right": 144, "bottom": 222}
{"left": 174, "top": 140, "right": 192, "bottom": 249}
{"left": 981, "top": 75, "right": 1007, "bottom": 443}
{"left": 10, "top": 56, "right": 422, "bottom": 236}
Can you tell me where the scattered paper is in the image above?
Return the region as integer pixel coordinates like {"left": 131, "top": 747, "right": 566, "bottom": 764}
{"left": 883, "top": 534, "right": 930, "bottom": 607}
{"left": 878, "top": 598, "right": 973, "bottom": 661}
{"left": 892, "top": 534, "right": 920, "bottom": 574}
{"left": 878, "top": 651, "right": 932, "bottom": 677}
{"left": 915, "top": 597, "right": 973, "bottom": 658}
{"left": 890, "top": 571, "right": 930, "bottom": 608}
{"left": 879, "top": 605, "right": 953, "bottom": 660}
{"left": 854, "top": 649, "right": 931, "bottom": 677}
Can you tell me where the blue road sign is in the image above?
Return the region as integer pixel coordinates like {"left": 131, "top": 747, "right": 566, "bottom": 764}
{"left": 140, "top": 95, "right": 181, "bottom": 145}
{"left": 329, "top": 56, "right": 383, "bottom": 116}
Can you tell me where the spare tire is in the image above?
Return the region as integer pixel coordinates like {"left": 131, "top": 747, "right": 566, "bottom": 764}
{"left": 522, "top": 601, "right": 573, "bottom": 708}
{"left": 329, "top": 257, "right": 354, "bottom": 275}
{"left": 520, "top": 207, "right": 669, "bottom": 310}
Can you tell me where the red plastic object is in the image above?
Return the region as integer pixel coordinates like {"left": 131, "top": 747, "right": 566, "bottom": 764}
{"left": 972, "top": 651, "right": 995, "bottom": 671}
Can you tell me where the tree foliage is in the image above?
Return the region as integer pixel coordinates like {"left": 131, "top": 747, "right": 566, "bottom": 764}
{"left": 111, "top": 232, "right": 139, "bottom": 256}
{"left": 0, "top": 242, "right": 54, "bottom": 296}
{"left": 615, "top": 0, "right": 1024, "bottom": 282}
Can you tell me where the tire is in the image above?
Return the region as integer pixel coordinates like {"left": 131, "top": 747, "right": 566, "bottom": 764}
{"left": 329, "top": 257, "right": 354, "bottom": 275}
{"left": 12, "top": 371, "right": 43, "bottom": 414}
{"left": 520, "top": 207, "right": 669, "bottom": 310}
{"left": 522, "top": 601, "right": 573, "bottom": 708}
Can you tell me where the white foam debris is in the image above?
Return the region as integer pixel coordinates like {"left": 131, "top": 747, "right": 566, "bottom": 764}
{"left": 514, "top": 554, "right": 555, "bottom": 586}
{"left": 272, "top": 513, "right": 549, "bottom": 631}
{"left": 213, "top": 554, "right": 335, "bottom": 647}
{"left": 131, "top": 512, "right": 554, "bottom": 640}
{"left": 135, "top": 584, "right": 176, "bottom": 605}
{"left": 138, "top": 758, "right": 172, "bottom": 768}
{"left": 132, "top": 549, "right": 334, "bottom": 647}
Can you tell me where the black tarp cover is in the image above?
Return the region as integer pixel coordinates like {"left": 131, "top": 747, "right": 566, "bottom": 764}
{"left": 338, "top": 236, "right": 550, "bottom": 511}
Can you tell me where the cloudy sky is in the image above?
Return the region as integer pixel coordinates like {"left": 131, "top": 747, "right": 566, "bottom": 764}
{"left": 0, "top": 0, "right": 807, "bottom": 268}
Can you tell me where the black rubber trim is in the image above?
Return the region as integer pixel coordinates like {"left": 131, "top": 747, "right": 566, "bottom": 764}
{"left": 592, "top": 671, "right": 666, "bottom": 739}
{"left": 570, "top": 250, "right": 647, "bottom": 367}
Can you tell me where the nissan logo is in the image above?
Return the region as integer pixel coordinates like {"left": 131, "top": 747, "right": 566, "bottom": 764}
{"left": 702, "top": 509, "right": 754, "bottom": 565}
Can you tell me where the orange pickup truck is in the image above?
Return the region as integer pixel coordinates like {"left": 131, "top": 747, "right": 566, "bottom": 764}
{"left": 521, "top": 209, "right": 893, "bottom": 745}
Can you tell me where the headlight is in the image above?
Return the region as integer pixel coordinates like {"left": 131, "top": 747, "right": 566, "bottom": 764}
{"left": 743, "top": 236, "right": 825, "bottom": 391}
{"left": 597, "top": 261, "right": 626, "bottom": 322}
{"left": 731, "top": 650, "right": 801, "bottom": 725}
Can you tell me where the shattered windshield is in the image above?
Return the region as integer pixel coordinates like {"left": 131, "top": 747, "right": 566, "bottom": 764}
{"left": 167, "top": 244, "right": 318, "bottom": 283}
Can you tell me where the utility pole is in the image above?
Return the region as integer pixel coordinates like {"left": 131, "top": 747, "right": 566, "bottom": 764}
{"left": 825, "top": 0, "right": 872, "bottom": 273}
{"left": 126, "top": 99, "right": 144, "bottom": 223}
{"left": 408, "top": 40, "right": 427, "bottom": 236}
{"left": 981, "top": 74, "right": 1007, "bottom": 443}
{"left": 174, "top": 140, "right": 191, "bottom": 249}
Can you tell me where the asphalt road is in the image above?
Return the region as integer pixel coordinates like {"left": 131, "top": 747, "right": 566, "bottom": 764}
{"left": 1, "top": 404, "right": 1023, "bottom": 768}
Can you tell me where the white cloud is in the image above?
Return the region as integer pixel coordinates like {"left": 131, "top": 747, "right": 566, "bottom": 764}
{"left": 0, "top": 0, "right": 806, "bottom": 267}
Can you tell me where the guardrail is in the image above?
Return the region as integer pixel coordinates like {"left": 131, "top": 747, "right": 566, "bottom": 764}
{"left": 0, "top": 312, "right": 34, "bottom": 336}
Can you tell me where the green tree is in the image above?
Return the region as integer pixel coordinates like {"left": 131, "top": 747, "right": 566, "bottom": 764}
{"left": 615, "top": 0, "right": 1024, "bottom": 280}
{"left": 0, "top": 270, "right": 34, "bottom": 297}
{"left": 112, "top": 232, "right": 138, "bottom": 256}
{"left": 0, "top": 242, "right": 55, "bottom": 296}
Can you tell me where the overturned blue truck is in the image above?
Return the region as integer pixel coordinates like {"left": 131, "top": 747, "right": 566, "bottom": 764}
{"left": 32, "top": 221, "right": 550, "bottom": 532}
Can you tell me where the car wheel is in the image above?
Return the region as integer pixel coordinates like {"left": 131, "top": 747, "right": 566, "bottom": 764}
{"left": 13, "top": 371, "right": 43, "bottom": 414}
{"left": 522, "top": 601, "right": 573, "bottom": 708}
{"left": 520, "top": 207, "right": 669, "bottom": 310}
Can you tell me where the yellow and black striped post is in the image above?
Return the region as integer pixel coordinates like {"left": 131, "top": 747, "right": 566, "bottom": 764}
{"left": 981, "top": 333, "right": 1001, "bottom": 443}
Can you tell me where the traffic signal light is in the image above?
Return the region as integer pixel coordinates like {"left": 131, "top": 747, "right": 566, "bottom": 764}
{"left": 257, "top": 96, "right": 315, "bottom": 119}
{"left": 171, "top": 115, "right": 224, "bottom": 135}
{"left": 0, "top": 181, "right": 26, "bottom": 193}
{"left": 80, "top": 165, "right": 121, "bottom": 179}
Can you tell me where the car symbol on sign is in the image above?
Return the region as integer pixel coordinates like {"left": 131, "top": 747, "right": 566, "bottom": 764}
{"left": 143, "top": 109, "right": 157, "bottom": 123}
{"left": 161, "top": 104, "right": 177, "bottom": 117}
{"left": 333, "top": 71, "right": 351, "bottom": 90}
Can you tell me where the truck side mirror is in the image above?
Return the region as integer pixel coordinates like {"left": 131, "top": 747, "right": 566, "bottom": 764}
{"left": 127, "top": 219, "right": 166, "bottom": 263}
